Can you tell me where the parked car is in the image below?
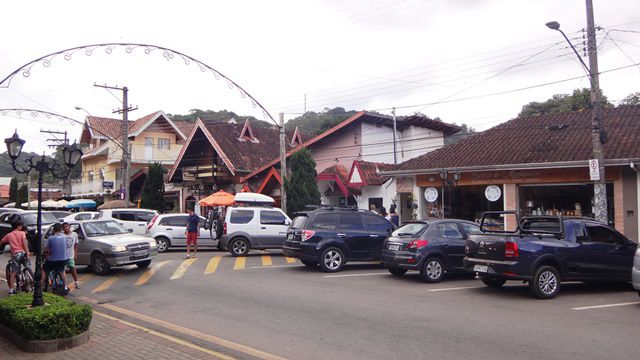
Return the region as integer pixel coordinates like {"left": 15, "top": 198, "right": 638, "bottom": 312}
{"left": 220, "top": 206, "right": 291, "bottom": 256}
{"left": 381, "top": 219, "right": 480, "bottom": 282}
{"left": 95, "top": 208, "right": 158, "bottom": 235}
{"left": 0, "top": 208, "right": 21, "bottom": 215}
{"left": 633, "top": 243, "right": 640, "bottom": 298}
{"left": 0, "top": 210, "right": 60, "bottom": 252}
{"left": 44, "top": 220, "right": 158, "bottom": 275}
{"left": 62, "top": 211, "right": 99, "bottom": 222}
{"left": 464, "top": 212, "right": 638, "bottom": 299}
{"left": 146, "top": 214, "right": 219, "bottom": 252}
{"left": 282, "top": 206, "right": 395, "bottom": 272}
{"left": 50, "top": 210, "right": 72, "bottom": 220}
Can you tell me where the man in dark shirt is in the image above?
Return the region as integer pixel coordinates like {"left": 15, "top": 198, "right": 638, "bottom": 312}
{"left": 185, "top": 207, "right": 199, "bottom": 259}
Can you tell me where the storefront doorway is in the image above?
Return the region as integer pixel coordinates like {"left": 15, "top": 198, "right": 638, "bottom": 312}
{"left": 447, "top": 185, "right": 504, "bottom": 223}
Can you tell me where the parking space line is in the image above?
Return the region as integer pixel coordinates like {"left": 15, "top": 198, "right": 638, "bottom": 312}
{"left": 323, "top": 272, "right": 388, "bottom": 278}
{"left": 285, "top": 257, "right": 297, "bottom": 264}
{"left": 92, "top": 274, "right": 122, "bottom": 293}
{"left": 170, "top": 258, "right": 197, "bottom": 280}
{"left": 248, "top": 264, "right": 299, "bottom": 269}
{"left": 205, "top": 256, "right": 222, "bottom": 274}
{"left": 261, "top": 254, "right": 272, "bottom": 266}
{"left": 135, "top": 260, "right": 170, "bottom": 286}
{"left": 429, "top": 286, "right": 486, "bottom": 292}
{"left": 572, "top": 301, "right": 640, "bottom": 311}
{"left": 234, "top": 257, "right": 246, "bottom": 270}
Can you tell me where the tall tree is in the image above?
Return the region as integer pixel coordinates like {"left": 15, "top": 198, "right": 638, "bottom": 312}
{"left": 16, "top": 184, "right": 28, "bottom": 209}
{"left": 518, "top": 88, "right": 612, "bottom": 118}
{"left": 9, "top": 177, "right": 18, "bottom": 203}
{"left": 285, "top": 148, "right": 321, "bottom": 216}
{"left": 621, "top": 92, "right": 640, "bottom": 106}
{"left": 140, "top": 162, "right": 166, "bottom": 212}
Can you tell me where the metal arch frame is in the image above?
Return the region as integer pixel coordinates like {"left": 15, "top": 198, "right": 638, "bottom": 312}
{"left": 0, "top": 42, "right": 278, "bottom": 126}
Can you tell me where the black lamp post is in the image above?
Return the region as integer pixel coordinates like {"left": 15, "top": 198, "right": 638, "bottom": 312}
{"left": 4, "top": 130, "right": 82, "bottom": 307}
{"left": 439, "top": 170, "right": 461, "bottom": 219}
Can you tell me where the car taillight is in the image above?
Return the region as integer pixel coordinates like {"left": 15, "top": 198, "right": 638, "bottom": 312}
{"left": 407, "top": 240, "right": 428, "bottom": 249}
{"left": 301, "top": 230, "right": 316, "bottom": 241}
{"left": 223, "top": 222, "right": 227, "bottom": 235}
{"left": 147, "top": 215, "right": 158, "bottom": 230}
{"left": 505, "top": 241, "right": 519, "bottom": 258}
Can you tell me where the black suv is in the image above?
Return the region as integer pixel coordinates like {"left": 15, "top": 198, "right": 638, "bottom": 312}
{"left": 282, "top": 206, "right": 395, "bottom": 272}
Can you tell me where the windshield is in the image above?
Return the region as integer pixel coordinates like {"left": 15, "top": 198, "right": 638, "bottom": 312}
{"left": 22, "top": 212, "right": 59, "bottom": 226}
{"left": 83, "top": 221, "right": 130, "bottom": 237}
{"left": 392, "top": 223, "right": 428, "bottom": 237}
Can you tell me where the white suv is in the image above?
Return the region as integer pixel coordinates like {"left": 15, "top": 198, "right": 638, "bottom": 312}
{"left": 96, "top": 208, "right": 158, "bottom": 235}
{"left": 220, "top": 206, "right": 291, "bottom": 256}
{"left": 146, "top": 214, "right": 219, "bottom": 252}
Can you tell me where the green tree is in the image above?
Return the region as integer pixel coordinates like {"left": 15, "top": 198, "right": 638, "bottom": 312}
{"left": 140, "top": 162, "right": 166, "bottom": 212}
{"left": 445, "top": 123, "right": 476, "bottom": 145}
{"left": 621, "top": 92, "right": 640, "bottom": 106}
{"left": 9, "top": 177, "right": 18, "bottom": 203}
{"left": 284, "top": 148, "right": 321, "bottom": 216}
{"left": 518, "top": 88, "right": 612, "bottom": 118}
{"left": 16, "top": 184, "right": 28, "bottom": 209}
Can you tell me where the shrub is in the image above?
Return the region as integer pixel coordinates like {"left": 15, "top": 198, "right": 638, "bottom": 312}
{"left": 0, "top": 293, "right": 92, "bottom": 341}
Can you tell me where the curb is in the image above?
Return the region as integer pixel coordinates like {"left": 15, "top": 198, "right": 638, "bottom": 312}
{"left": 0, "top": 321, "right": 90, "bottom": 353}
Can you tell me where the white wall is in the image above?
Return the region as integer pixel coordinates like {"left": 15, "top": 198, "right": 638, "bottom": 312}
{"left": 400, "top": 126, "right": 444, "bottom": 162}
{"left": 355, "top": 179, "right": 397, "bottom": 212}
{"left": 360, "top": 123, "right": 445, "bottom": 164}
{"left": 361, "top": 123, "right": 395, "bottom": 164}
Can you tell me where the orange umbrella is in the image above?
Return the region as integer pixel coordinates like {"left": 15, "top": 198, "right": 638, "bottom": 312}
{"left": 199, "top": 190, "right": 235, "bottom": 206}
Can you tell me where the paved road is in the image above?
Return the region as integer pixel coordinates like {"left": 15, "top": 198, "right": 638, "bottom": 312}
{"left": 2, "top": 250, "right": 639, "bottom": 360}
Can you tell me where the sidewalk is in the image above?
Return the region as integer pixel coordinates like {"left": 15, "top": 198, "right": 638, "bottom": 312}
{"left": 0, "top": 305, "right": 225, "bottom": 360}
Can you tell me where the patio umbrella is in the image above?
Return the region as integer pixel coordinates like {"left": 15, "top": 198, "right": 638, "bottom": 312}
{"left": 21, "top": 200, "right": 39, "bottom": 208}
{"left": 66, "top": 199, "right": 97, "bottom": 209}
{"left": 41, "top": 199, "right": 59, "bottom": 208}
{"left": 97, "top": 199, "right": 136, "bottom": 210}
{"left": 55, "top": 199, "right": 69, "bottom": 208}
{"left": 199, "top": 190, "right": 235, "bottom": 207}
{"left": 3, "top": 202, "right": 15, "bottom": 208}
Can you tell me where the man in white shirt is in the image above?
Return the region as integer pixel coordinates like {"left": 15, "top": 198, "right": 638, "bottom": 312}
{"left": 62, "top": 222, "right": 80, "bottom": 289}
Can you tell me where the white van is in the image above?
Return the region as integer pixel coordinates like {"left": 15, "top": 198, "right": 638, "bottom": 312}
{"left": 96, "top": 208, "right": 158, "bottom": 235}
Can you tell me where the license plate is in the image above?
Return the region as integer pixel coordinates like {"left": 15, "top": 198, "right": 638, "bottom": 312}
{"left": 388, "top": 244, "right": 400, "bottom": 251}
{"left": 473, "top": 265, "right": 489, "bottom": 273}
{"left": 133, "top": 250, "right": 148, "bottom": 257}
{"left": 287, "top": 233, "right": 294, "bottom": 241}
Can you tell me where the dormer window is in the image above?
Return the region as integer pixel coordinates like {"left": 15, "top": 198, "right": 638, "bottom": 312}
{"left": 239, "top": 119, "right": 257, "bottom": 142}
{"left": 290, "top": 127, "right": 303, "bottom": 147}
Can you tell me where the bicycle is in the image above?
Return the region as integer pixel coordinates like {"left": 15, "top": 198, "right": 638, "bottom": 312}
{"left": 43, "top": 263, "right": 67, "bottom": 296}
{"left": 2, "top": 250, "right": 34, "bottom": 294}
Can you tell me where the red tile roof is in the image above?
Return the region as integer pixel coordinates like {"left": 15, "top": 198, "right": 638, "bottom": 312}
{"left": 393, "top": 106, "right": 640, "bottom": 172}
{"left": 348, "top": 160, "right": 393, "bottom": 187}
{"left": 317, "top": 164, "right": 357, "bottom": 197}
{"left": 81, "top": 111, "right": 185, "bottom": 143}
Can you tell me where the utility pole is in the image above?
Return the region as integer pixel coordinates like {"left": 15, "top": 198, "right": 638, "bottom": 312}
{"left": 392, "top": 107, "right": 398, "bottom": 165}
{"left": 585, "top": 0, "right": 607, "bottom": 224}
{"left": 94, "top": 84, "right": 138, "bottom": 207}
{"left": 279, "top": 112, "right": 287, "bottom": 213}
{"left": 40, "top": 129, "right": 70, "bottom": 196}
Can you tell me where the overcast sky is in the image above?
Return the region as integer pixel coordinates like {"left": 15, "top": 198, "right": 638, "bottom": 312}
{"left": 0, "top": 0, "right": 638, "bottom": 154}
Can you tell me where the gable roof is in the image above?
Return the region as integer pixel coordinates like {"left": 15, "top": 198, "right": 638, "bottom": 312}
{"left": 386, "top": 105, "right": 640, "bottom": 174}
{"left": 290, "top": 127, "right": 304, "bottom": 147}
{"left": 80, "top": 111, "right": 186, "bottom": 144}
{"left": 347, "top": 160, "right": 393, "bottom": 187}
{"left": 317, "top": 164, "right": 356, "bottom": 197}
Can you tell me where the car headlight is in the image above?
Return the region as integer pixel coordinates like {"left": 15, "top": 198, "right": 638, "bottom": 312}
{"left": 148, "top": 239, "right": 157, "bottom": 248}
{"left": 111, "top": 245, "right": 127, "bottom": 252}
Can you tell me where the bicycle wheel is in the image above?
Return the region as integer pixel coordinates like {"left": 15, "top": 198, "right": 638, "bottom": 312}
{"left": 53, "top": 273, "right": 66, "bottom": 296}
{"left": 22, "top": 268, "right": 34, "bottom": 293}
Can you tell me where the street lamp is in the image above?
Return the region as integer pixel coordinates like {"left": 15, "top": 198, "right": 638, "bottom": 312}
{"left": 439, "top": 169, "right": 461, "bottom": 219}
{"left": 4, "top": 130, "right": 82, "bottom": 307}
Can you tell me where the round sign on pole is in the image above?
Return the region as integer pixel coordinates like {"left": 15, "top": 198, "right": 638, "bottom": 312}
{"left": 485, "top": 185, "right": 502, "bottom": 202}
{"left": 424, "top": 187, "right": 439, "bottom": 203}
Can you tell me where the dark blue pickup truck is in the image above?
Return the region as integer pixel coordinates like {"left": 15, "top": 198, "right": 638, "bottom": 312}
{"left": 464, "top": 212, "right": 638, "bottom": 299}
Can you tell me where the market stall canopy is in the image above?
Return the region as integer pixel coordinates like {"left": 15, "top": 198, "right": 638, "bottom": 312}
{"left": 66, "top": 199, "right": 97, "bottom": 209}
{"left": 199, "top": 190, "right": 235, "bottom": 207}
{"left": 3, "top": 202, "right": 15, "bottom": 208}
{"left": 21, "top": 200, "right": 39, "bottom": 208}
{"left": 55, "top": 199, "right": 69, "bottom": 208}
{"left": 97, "top": 199, "right": 136, "bottom": 210}
{"left": 41, "top": 199, "right": 59, "bottom": 208}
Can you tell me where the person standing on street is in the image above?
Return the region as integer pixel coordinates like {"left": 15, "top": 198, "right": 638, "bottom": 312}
{"left": 388, "top": 204, "right": 400, "bottom": 227}
{"left": 185, "top": 207, "right": 199, "bottom": 259}
{"left": 43, "top": 223, "right": 69, "bottom": 294}
{"left": 62, "top": 222, "right": 80, "bottom": 289}
{"left": 1, "top": 220, "right": 30, "bottom": 295}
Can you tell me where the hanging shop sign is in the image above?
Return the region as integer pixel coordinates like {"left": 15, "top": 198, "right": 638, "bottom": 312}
{"left": 424, "top": 187, "right": 439, "bottom": 203}
{"left": 485, "top": 185, "right": 502, "bottom": 202}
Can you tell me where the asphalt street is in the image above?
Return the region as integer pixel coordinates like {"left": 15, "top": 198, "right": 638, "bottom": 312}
{"left": 2, "top": 250, "right": 639, "bottom": 360}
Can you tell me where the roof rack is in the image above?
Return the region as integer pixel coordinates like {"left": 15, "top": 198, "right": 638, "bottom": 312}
{"left": 303, "top": 204, "right": 367, "bottom": 212}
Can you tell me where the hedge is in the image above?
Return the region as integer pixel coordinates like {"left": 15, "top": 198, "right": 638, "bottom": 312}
{"left": 0, "top": 293, "right": 92, "bottom": 341}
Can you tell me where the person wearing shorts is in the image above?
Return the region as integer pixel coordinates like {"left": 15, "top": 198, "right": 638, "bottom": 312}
{"left": 1, "top": 220, "right": 30, "bottom": 295}
{"left": 63, "top": 222, "right": 80, "bottom": 289}
{"left": 43, "top": 223, "right": 68, "bottom": 293}
{"left": 185, "top": 207, "right": 199, "bottom": 259}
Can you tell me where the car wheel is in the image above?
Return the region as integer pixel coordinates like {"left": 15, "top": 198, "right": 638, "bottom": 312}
{"left": 481, "top": 277, "right": 506, "bottom": 288}
{"left": 529, "top": 265, "right": 560, "bottom": 299}
{"left": 230, "top": 238, "right": 250, "bottom": 257}
{"left": 419, "top": 257, "right": 444, "bottom": 283}
{"left": 91, "top": 253, "right": 111, "bottom": 276}
{"left": 156, "top": 237, "right": 170, "bottom": 253}
{"left": 388, "top": 267, "right": 407, "bottom": 276}
{"left": 301, "top": 260, "right": 317, "bottom": 268}
{"left": 319, "top": 247, "right": 345, "bottom": 273}
{"left": 136, "top": 260, "right": 152, "bottom": 269}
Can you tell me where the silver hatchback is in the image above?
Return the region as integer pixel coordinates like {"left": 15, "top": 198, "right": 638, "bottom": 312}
{"left": 145, "top": 214, "right": 219, "bottom": 253}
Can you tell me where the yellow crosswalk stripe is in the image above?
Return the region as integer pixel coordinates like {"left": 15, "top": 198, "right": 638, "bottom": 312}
{"left": 92, "top": 274, "right": 122, "bottom": 293}
{"left": 205, "top": 256, "right": 222, "bottom": 274}
{"left": 134, "top": 260, "right": 171, "bottom": 286}
{"left": 170, "top": 258, "right": 197, "bottom": 280}
{"left": 261, "top": 254, "right": 272, "bottom": 266}
{"left": 233, "top": 257, "right": 246, "bottom": 270}
{"left": 285, "top": 257, "right": 297, "bottom": 264}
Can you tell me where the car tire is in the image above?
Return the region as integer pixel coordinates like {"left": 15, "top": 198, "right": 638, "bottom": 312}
{"left": 481, "top": 277, "right": 506, "bottom": 288}
{"left": 156, "top": 237, "right": 170, "bottom": 253}
{"left": 419, "top": 257, "right": 445, "bottom": 283}
{"left": 229, "top": 238, "right": 250, "bottom": 257}
{"left": 301, "top": 260, "right": 317, "bottom": 268}
{"left": 388, "top": 267, "right": 407, "bottom": 276}
{"left": 319, "top": 247, "right": 345, "bottom": 273}
{"left": 136, "top": 260, "right": 152, "bottom": 269}
{"left": 91, "top": 253, "right": 111, "bottom": 276}
{"left": 529, "top": 265, "right": 560, "bottom": 299}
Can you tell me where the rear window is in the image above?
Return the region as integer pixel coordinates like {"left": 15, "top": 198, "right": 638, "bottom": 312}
{"left": 310, "top": 213, "right": 338, "bottom": 231}
{"left": 392, "top": 223, "right": 428, "bottom": 237}
{"left": 338, "top": 213, "right": 365, "bottom": 232}
{"left": 135, "top": 212, "right": 156, "bottom": 222}
{"left": 230, "top": 210, "right": 254, "bottom": 224}
{"left": 291, "top": 215, "right": 309, "bottom": 229}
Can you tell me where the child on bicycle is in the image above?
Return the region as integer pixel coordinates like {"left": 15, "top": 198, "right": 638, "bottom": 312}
{"left": 43, "top": 223, "right": 68, "bottom": 294}
{"left": 1, "top": 220, "right": 30, "bottom": 295}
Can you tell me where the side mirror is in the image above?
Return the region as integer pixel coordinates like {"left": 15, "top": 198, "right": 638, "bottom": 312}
{"left": 285, "top": 219, "right": 291, "bottom": 226}
{"left": 128, "top": 229, "right": 134, "bottom": 233}
{"left": 204, "top": 222, "right": 210, "bottom": 230}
